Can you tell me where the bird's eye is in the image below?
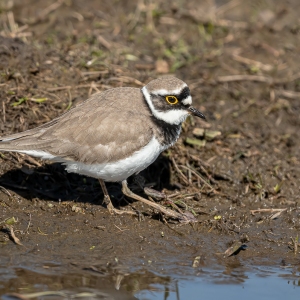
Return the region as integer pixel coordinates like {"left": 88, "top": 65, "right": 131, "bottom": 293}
{"left": 165, "top": 95, "right": 179, "bottom": 105}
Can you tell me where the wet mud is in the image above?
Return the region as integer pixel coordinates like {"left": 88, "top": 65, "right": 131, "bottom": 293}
{"left": 1, "top": 0, "right": 300, "bottom": 298}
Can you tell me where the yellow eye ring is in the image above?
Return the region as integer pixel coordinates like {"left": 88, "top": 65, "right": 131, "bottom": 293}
{"left": 165, "top": 95, "right": 179, "bottom": 105}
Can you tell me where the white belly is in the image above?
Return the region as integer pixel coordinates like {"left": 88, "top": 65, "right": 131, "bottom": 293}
{"left": 64, "top": 136, "right": 166, "bottom": 182}
{"left": 11, "top": 137, "right": 167, "bottom": 182}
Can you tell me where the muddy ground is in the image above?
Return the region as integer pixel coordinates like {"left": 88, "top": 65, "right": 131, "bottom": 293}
{"left": 1, "top": 0, "right": 300, "bottom": 298}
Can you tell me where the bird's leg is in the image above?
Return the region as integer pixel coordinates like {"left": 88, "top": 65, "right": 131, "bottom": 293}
{"left": 98, "top": 179, "right": 114, "bottom": 214}
{"left": 98, "top": 179, "right": 136, "bottom": 216}
{"left": 121, "top": 180, "right": 195, "bottom": 222}
{"left": 133, "top": 174, "right": 167, "bottom": 200}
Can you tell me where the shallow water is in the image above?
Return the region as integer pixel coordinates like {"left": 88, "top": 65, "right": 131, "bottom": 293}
{"left": 1, "top": 264, "right": 299, "bottom": 300}
{"left": 137, "top": 268, "right": 300, "bottom": 300}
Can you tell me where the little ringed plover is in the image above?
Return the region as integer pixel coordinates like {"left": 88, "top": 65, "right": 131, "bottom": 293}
{"left": 0, "top": 76, "right": 205, "bottom": 221}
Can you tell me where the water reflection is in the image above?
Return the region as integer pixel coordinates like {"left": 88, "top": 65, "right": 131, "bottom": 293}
{"left": 1, "top": 265, "right": 300, "bottom": 300}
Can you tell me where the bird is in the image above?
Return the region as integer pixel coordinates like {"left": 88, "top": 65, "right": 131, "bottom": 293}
{"left": 0, "top": 76, "right": 205, "bottom": 221}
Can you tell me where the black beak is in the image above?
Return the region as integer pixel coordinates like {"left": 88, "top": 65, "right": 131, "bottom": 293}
{"left": 188, "top": 106, "right": 206, "bottom": 120}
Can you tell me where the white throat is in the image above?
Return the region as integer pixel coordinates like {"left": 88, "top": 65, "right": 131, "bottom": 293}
{"left": 142, "top": 86, "right": 190, "bottom": 125}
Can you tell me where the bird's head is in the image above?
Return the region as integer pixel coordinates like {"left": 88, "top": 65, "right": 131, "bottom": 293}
{"left": 142, "top": 77, "right": 205, "bottom": 125}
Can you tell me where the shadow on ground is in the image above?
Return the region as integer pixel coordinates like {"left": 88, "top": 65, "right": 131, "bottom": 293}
{"left": 1, "top": 0, "right": 300, "bottom": 298}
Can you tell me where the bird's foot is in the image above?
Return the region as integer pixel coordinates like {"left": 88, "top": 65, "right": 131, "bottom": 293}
{"left": 133, "top": 175, "right": 168, "bottom": 200}
{"left": 122, "top": 180, "right": 197, "bottom": 223}
{"left": 102, "top": 194, "right": 115, "bottom": 214}
{"left": 111, "top": 208, "right": 137, "bottom": 216}
{"left": 144, "top": 187, "right": 167, "bottom": 200}
{"left": 103, "top": 194, "right": 137, "bottom": 216}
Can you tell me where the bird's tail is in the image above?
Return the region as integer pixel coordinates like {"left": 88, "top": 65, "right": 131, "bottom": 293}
{"left": 0, "top": 128, "right": 56, "bottom": 161}
{"left": 0, "top": 117, "right": 60, "bottom": 153}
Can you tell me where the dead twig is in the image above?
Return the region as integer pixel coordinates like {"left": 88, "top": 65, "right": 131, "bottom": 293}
{"left": 275, "top": 90, "right": 300, "bottom": 99}
{"left": 165, "top": 199, "right": 185, "bottom": 215}
{"left": 162, "top": 217, "right": 185, "bottom": 236}
{"left": 97, "top": 35, "right": 111, "bottom": 50}
{"left": 216, "top": 0, "right": 241, "bottom": 16}
{"left": 2, "top": 100, "right": 6, "bottom": 123}
{"left": 81, "top": 71, "right": 109, "bottom": 77}
{"left": 47, "top": 86, "right": 71, "bottom": 92}
{"left": 26, "top": 0, "right": 65, "bottom": 25}
{"left": 250, "top": 208, "right": 287, "bottom": 215}
{"left": 178, "top": 164, "right": 214, "bottom": 190}
{"left": 232, "top": 54, "right": 273, "bottom": 71}
{"left": 4, "top": 225, "right": 23, "bottom": 246}
{"left": 25, "top": 214, "right": 31, "bottom": 234}
{"left": 292, "top": 236, "right": 298, "bottom": 255}
{"left": 183, "top": 10, "right": 248, "bottom": 29}
{"left": 24, "top": 155, "right": 42, "bottom": 167}
{"left": 171, "top": 157, "right": 189, "bottom": 185}
{"left": 2, "top": 11, "right": 32, "bottom": 38}
{"left": 217, "top": 75, "right": 273, "bottom": 83}
{"left": 217, "top": 72, "right": 300, "bottom": 85}
{"left": 114, "top": 224, "right": 129, "bottom": 232}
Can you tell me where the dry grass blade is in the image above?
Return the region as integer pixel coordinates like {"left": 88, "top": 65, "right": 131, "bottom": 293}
{"left": 0, "top": 185, "right": 12, "bottom": 198}
{"left": 179, "top": 164, "right": 214, "bottom": 190}
{"left": 171, "top": 157, "right": 189, "bottom": 185}
{"left": 25, "top": 213, "right": 31, "bottom": 234}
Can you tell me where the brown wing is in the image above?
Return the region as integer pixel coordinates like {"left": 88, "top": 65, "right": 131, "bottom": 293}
{"left": 0, "top": 88, "right": 154, "bottom": 164}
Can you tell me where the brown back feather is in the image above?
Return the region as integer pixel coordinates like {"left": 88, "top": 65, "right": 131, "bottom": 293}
{"left": 0, "top": 88, "right": 155, "bottom": 164}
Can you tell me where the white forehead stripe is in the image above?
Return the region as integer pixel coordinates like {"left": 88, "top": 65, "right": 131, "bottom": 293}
{"left": 151, "top": 87, "right": 187, "bottom": 96}
{"left": 142, "top": 86, "right": 189, "bottom": 125}
{"left": 182, "top": 95, "right": 192, "bottom": 105}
